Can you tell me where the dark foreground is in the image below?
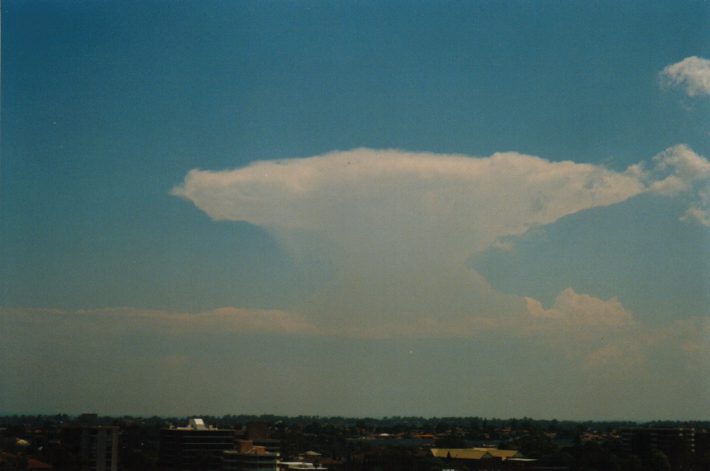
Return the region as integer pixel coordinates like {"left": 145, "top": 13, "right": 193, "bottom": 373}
{"left": 1, "top": 414, "right": 709, "bottom": 470}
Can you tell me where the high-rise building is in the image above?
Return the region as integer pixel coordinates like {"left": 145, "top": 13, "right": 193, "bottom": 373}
{"left": 694, "top": 429, "right": 710, "bottom": 471}
{"left": 621, "top": 427, "right": 695, "bottom": 470}
{"left": 61, "top": 418, "right": 119, "bottom": 471}
{"left": 159, "top": 418, "right": 236, "bottom": 471}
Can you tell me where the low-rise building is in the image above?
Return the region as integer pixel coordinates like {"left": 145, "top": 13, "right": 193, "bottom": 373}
{"left": 277, "top": 462, "right": 327, "bottom": 470}
{"left": 430, "top": 447, "right": 533, "bottom": 470}
{"left": 222, "top": 440, "right": 279, "bottom": 471}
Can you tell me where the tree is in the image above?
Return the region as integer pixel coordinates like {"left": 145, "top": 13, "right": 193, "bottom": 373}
{"left": 514, "top": 430, "right": 557, "bottom": 458}
{"left": 647, "top": 449, "right": 671, "bottom": 471}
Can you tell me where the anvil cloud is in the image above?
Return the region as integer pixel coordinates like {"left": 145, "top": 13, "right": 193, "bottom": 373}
{"left": 173, "top": 147, "right": 708, "bottom": 338}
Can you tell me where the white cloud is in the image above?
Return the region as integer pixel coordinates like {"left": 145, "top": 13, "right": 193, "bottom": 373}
{"left": 173, "top": 149, "right": 645, "bottom": 258}
{"left": 172, "top": 147, "right": 710, "bottom": 338}
{"left": 525, "top": 288, "right": 633, "bottom": 328}
{"left": 647, "top": 144, "right": 710, "bottom": 194}
{"left": 518, "top": 290, "right": 640, "bottom": 371}
{"left": 682, "top": 186, "right": 710, "bottom": 226}
{"left": 635, "top": 145, "right": 710, "bottom": 225}
{"left": 521, "top": 292, "right": 709, "bottom": 389}
{"left": 661, "top": 56, "right": 710, "bottom": 96}
{"left": 173, "top": 149, "right": 649, "bottom": 338}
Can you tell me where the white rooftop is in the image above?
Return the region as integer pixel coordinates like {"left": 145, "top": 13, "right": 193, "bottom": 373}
{"left": 189, "top": 418, "right": 207, "bottom": 430}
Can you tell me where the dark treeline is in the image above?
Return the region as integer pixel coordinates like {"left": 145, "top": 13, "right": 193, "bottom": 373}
{"left": 3, "top": 413, "right": 707, "bottom": 430}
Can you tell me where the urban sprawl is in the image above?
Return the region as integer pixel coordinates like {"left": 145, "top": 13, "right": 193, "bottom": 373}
{"left": 1, "top": 413, "right": 709, "bottom": 470}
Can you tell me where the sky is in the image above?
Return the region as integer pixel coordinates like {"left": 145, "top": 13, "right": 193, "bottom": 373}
{"left": 1, "top": 1, "right": 710, "bottom": 420}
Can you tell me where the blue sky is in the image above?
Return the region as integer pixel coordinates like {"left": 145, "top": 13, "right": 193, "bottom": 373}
{"left": 2, "top": 1, "right": 709, "bottom": 419}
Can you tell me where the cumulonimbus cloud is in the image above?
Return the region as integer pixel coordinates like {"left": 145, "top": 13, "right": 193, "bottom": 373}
{"left": 171, "top": 147, "right": 709, "bottom": 339}
{"left": 173, "top": 149, "right": 643, "bottom": 244}
{"left": 661, "top": 56, "right": 710, "bottom": 96}
{"left": 174, "top": 147, "right": 710, "bottom": 237}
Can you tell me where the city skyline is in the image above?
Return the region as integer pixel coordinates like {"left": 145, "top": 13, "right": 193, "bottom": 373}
{"left": 1, "top": 1, "right": 709, "bottom": 419}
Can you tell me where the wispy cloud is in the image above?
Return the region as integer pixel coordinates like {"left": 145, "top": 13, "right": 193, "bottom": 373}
{"left": 661, "top": 56, "right": 710, "bottom": 96}
{"left": 0, "top": 306, "right": 320, "bottom": 336}
{"left": 3, "top": 302, "right": 707, "bottom": 418}
{"left": 3, "top": 301, "right": 707, "bottom": 408}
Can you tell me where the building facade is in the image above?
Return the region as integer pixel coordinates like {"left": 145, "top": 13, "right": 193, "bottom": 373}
{"left": 159, "top": 418, "right": 236, "bottom": 471}
{"left": 223, "top": 449, "right": 278, "bottom": 471}
{"left": 61, "top": 425, "right": 119, "bottom": 471}
{"left": 621, "top": 427, "right": 695, "bottom": 470}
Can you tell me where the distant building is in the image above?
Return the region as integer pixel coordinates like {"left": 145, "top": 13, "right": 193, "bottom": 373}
{"left": 159, "top": 418, "right": 236, "bottom": 471}
{"left": 244, "top": 422, "right": 281, "bottom": 455}
{"left": 245, "top": 422, "right": 270, "bottom": 441}
{"left": 694, "top": 429, "right": 710, "bottom": 470}
{"left": 277, "top": 462, "right": 327, "bottom": 470}
{"left": 223, "top": 440, "right": 279, "bottom": 471}
{"left": 430, "top": 447, "right": 534, "bottom": 470}
{"left": 621, "top": 427, "right": 695, "bottom": 470}
{"left": 26, "top": 458, "right": 53, "bottom": 470}
{"left": 61, "top": 420, "right": 119, "bottom": 471}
